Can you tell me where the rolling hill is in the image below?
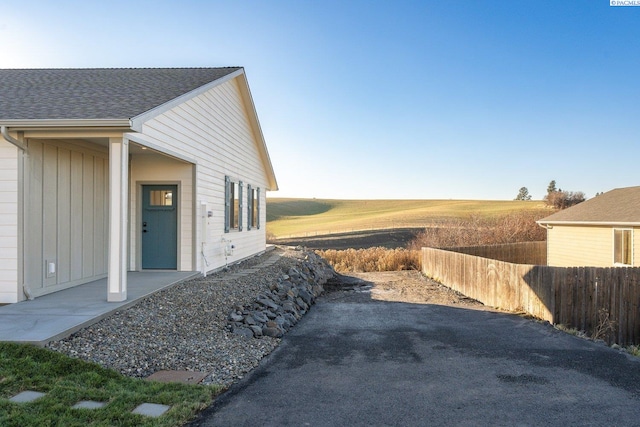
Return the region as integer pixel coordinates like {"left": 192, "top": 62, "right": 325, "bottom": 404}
{"left": 266, "top": 198, "right": 547, "bottom": 238}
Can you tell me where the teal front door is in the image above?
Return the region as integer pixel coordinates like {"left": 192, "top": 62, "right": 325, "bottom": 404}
{"left": 142, "top": 185, "right": 178, "bottom": 269}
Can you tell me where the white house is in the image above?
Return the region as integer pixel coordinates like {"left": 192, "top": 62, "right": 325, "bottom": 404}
{"left": 0, "top": 67, "right": 278, "bottom": 303}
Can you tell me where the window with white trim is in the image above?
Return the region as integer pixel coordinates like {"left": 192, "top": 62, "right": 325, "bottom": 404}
{"left": 247, "top": 185, "right": 261, "bottom": 230}
{"left": 225, "top": 177, "right": 243, "bottom": 232}
{"left": 256, "top": 188, "right": 261, "bottom": 229}
{"left": 614, "top": 229, "right": 632, "bottom": 265}
{"left": 247, "top": 185, "right": 254, "bottom": 230}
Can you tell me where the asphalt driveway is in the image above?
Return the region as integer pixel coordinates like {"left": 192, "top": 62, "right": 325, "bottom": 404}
{"left": 189, "top": 278, "right": 640, "bottom": 426}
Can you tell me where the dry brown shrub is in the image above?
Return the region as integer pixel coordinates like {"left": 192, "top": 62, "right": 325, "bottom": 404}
{"left": 591, "top": 309, "right": 616, "bottom": 342}
{"left": 316, "top": 247, "right": 421, "bottom": 273}
{"left": 265, "top": 231, "right": 277, "bottom": 243}
{"left": 544, "top": 190, "right": 585, "bottom": 209}
{"left": 408, "top": 210, "right": 549, "bottom": 249}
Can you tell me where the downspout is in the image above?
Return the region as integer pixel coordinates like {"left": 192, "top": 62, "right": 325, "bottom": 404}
{"left": 1, "top": 126, "right": 27, "bottom": 151}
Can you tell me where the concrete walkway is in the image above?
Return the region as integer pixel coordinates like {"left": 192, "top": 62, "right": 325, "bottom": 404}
{"left": 0, "top": 271, "right": 198, "bottom": 345}
{"left": 0, "top": 246, "right": 281, "bottom": 346}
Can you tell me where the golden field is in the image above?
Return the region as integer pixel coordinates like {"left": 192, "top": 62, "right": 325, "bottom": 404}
{"left": 266, "top": 198, "right": 547, "bottom": 238}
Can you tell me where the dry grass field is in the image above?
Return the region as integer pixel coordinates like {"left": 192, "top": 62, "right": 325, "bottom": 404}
{"left": 266, "top": 198, "right": 548, "bottom": 239}
{"left": 267, "top": 198, "right": 552, "bottom": 273}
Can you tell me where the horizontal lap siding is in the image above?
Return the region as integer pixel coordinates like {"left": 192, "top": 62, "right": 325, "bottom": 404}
{"left": 548, "top": 225, "right": 611, "bottom": 267}
{"left": 0, "top": 143, "right": 18, "bottom": 302}
{"left": 140, "top": 78, "right": 269, "bottom": 271}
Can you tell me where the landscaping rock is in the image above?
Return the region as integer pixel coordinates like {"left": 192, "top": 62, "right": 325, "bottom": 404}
{"left": 228, "top": 313, "right": 244, "bottom": 322}
{"left": 232, "top": 326, "right": 254, "bottom": 339}
{"left": 227, "top": 251, "right": 335, "bottom": 339}
{"left": 46, "top": 247, "right": 334, "bottom": 388}
{"left": 262, "top": 326, "right": 282, "bottom": 338}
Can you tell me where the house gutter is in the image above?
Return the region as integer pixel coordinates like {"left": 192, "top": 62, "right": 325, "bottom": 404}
{"left": 1, "top": 126, "right": 27, "bottom": 151}
{"left": 0, "top": 119, "right": 131, "bottom": 128}
{"left": 538, "top": 221, "right": 640, "bottom": 227}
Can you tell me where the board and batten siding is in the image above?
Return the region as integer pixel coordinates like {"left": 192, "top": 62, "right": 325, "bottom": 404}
{"left": 0, "top": 142, "right": 19, "bottom": 303}
{"left": 546, "top": 225, "right": 639, "bottom": 267}
{"left": 138, "top": 77, "right": 270, "bottom": 271}
{"left": 23, "top": 139, "right": 108, "bottom": 298}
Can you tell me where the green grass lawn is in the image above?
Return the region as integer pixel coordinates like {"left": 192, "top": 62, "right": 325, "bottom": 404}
{"left": 0, "top": 342, "right": 221, "bottom": 427}
{"left": 267, "top": 198, "right": 547, "bottom": 238}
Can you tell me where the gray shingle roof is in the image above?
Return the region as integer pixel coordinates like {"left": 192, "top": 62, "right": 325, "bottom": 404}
{"left": 0, "top": 67, "right": 241, "bottom": 121}
{"left": 538, "top": 186, "right": 640, "bottom": 224}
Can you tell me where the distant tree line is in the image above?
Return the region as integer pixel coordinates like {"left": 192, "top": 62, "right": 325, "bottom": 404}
{"left": 514, "top": 187, "right": 531, "bottom": 201}
{"left": 543, "top": 180, "right": 585, "bottom": 209}
{"left": 514, "top": 180, "right": 585, "bottom": 209}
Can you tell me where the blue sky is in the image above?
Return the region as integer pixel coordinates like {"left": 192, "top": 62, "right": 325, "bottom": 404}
{"left": 1, "top": 0, "right": 638, "bottom": 200}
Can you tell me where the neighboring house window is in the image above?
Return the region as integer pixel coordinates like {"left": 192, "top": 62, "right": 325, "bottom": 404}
{"left": 225, "top": 177, "right": 243, "bottom": 232}
{"left": 614, "top": 229, "right": 632, "bottom": 265}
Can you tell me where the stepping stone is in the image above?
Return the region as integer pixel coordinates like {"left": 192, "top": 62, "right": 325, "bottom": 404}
{"left": 9, "top": 390, "right": 46, "bottom": 403}
{"left": 147, "top": 370, "right": 208, "bottom": 384}
{"left": 132, "top": 402, "right": 171, "bottom": 417}
{"left": 72, "top": 400, "right": 107, "bottom": 410}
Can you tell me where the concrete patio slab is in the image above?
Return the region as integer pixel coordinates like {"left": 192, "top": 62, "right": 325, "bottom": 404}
{"left": 0, "top": 271, "right": 198, "bottom": 346}
{"left": 0, "top": 247, "right": 279, "bottom": 347}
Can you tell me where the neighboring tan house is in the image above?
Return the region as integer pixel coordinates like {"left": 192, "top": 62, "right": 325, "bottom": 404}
{"left": 0, "top": 68, "right": 277, "bottom": 303}
{"left": 537, "top": 186, "right": 640, "bottom": 267}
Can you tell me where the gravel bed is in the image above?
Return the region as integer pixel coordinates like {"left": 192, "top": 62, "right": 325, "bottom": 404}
{"left": 46, "top": 247, "right": 316, "bottom": 387}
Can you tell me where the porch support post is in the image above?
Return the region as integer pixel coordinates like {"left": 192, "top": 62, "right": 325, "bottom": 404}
{"left": 107, "top": 137, "right": 129, "bottom": 302}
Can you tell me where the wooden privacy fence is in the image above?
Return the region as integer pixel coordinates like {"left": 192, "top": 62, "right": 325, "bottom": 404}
{"left": 422, "top": 247, "right": 640, "bottom": 345}
{"left": 445, "top": 241, "right": 546, "bottom": 265}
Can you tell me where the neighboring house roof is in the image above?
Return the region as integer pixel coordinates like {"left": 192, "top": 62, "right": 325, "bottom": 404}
{"left": 538, "top": 186, "right": 640, "bottom": 225}
{"left": 0, "top": 67, "right": 241, "bottom": 121}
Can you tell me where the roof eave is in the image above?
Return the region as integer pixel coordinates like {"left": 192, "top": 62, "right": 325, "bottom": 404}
{"left": 0, "top": 119, "right": 132, "bottom": 128}
{"left": 537, "top": 220, "right": 640, "bottom": 227}
{"left": 235, "top": 71, "right": 278, "bottom": 191}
